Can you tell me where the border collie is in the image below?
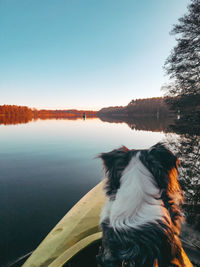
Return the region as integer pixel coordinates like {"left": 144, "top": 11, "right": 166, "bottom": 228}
{"left": 97, "top": 143, "right": 184, "bottom": 267}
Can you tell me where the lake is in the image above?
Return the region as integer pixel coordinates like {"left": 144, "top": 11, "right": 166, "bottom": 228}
{"left": 0, "top": 117, "right": 199, "bottom": 266}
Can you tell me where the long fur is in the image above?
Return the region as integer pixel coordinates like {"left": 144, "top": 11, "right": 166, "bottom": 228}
{"left": 97, "top": 143, "right": 184, "bottom": 267}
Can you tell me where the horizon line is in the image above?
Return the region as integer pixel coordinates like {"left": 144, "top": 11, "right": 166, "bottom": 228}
{"left": 1, "top": 95, "right": 169, "bottom": 111}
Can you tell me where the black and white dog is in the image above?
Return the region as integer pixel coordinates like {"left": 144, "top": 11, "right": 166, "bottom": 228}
{"left": 97, "top": 143, "right": 184, "bottom": 267}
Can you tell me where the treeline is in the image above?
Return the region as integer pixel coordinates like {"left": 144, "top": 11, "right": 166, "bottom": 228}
{"left": 127, "top": 97, "right": 170, "bottom": 117}
{"left": 98, "top": 95, "right": 200, "bottom": 120}
{"left": 97, "top": 106, "right": 127, "bottom": 117}
{"left": 166, "top": 94, "right": 200, "bottom": 118}
{"left": 97, "top": 97, "right": 172, "bottom": 118}
{"left": 0, "top": 105, "right": 33, "bottom": 124}
{"left": 33, "top": 109, "right": 97, "bottom": 118}
{"left": 0, "top": 105, "right": 97, "bottom": 125}
{"left": 0, "top": 105, "right": 33, "bottom": 117}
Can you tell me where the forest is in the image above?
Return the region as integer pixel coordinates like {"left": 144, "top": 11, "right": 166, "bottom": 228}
{"left": 98, "top": 95, "right": 200, "bottom": 122}
{"left": 0, "top": 105, "right": 97, "bottom": 125}
{"left": 98, "top": 97, "right": 174, "bottom": 118}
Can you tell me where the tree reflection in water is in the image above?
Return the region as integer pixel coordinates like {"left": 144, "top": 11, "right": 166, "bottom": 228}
{"left": 166, "top": 134, "right": 200, "bottom": 225}
{"left": 165, "top": 117, "right": 200, "bottom": 265}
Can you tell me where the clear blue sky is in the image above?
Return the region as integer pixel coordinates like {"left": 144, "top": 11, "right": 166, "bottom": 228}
{"left": 0, "top": 0, "right": 190, "bottom": 110}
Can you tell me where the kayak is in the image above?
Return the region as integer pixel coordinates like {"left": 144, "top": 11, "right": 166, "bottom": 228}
{"left": 23, "top": 181, "right": 193, "bottom": 267}
{"left": 23, "top": 181, "right": 106, "bottom": 267}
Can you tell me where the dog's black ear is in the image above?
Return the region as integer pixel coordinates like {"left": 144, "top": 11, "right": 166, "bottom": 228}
{"left": 99, "top": 146, "right": 130, "bottom": 198}
{"left": 141, "top": 142, "right": 180, "bottom": 190}
{"left": 100, "top": 150, "right": 116, "bottom": 173}
{"left": 149, "top": 143, "right": 179, "bottom": 171}
{"left": 99, "top": 146, "right": 129, "bottom": 171}
{"left": 147, "top": 144, "right": 183, "bottom": 229}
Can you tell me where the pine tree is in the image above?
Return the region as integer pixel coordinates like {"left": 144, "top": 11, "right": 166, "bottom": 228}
{"left": 164, "top": 0, "right": 200, "bottom": 97}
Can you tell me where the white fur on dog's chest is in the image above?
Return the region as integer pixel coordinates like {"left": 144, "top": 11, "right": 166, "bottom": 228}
{"left": 101, "top": 154, "right": 170, "bottom": 230}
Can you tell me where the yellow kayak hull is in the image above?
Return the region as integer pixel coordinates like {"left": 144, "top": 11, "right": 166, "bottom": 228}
{"left": 23, "top": 181, "right": 193, "bottom": 267}
{"left": 23, "top": 181, "right": 106, "bottom": 267}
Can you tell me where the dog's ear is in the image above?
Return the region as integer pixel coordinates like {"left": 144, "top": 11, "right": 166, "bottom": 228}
{"left": 149, "top": 143, "right": 180, "bottom": 171}
{"left": 148, "top": 144, "right": 183, "bottom": 229}
{"left": 99, "top": 146, "right": 130, "bottom": 198}
{"left": 99, "top": 146, "right": 129, "bottom": 171}
{"left": 141, "top": 142, "right": 180, "bottom": 190}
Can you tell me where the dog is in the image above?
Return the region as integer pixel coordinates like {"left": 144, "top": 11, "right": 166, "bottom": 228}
{"left": 96, "top": 143, "right": 184, "bottom": 267}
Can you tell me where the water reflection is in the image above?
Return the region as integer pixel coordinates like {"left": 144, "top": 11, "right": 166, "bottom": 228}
{"left": 167, "top": 117, "right": 200, "bottom": 227}
{"left": 0, "top": 115, "right": 33, "bottom": 125}
{"left": 0, "top": 113, "right": 174, "bottom": 133}
{"left": 166, "top": 133, "right": 200, "bottom": 264}
{"left": 98, "top": 115, "right": 174, "bottom": 133}
{"left": 1, "top": 114, "right": 199, "bottom": 265}
{"left": 0, "top": 114, "right": 97, "bottom": 125}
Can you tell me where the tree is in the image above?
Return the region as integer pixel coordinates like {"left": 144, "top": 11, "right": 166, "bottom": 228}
{"left": 164, "top": 0, "right": 200, "bottom": 97}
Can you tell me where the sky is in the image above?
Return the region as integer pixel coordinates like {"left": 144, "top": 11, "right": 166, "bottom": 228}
{"left": 0, "top": 0, "right": 190, "bottom": 110}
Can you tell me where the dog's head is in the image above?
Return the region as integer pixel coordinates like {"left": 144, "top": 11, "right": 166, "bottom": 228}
{"left": 99, "top": 143, "right": 181, "bottom": 199}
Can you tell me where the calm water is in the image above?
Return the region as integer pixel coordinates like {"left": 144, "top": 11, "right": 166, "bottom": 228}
{"left": 0, "top": 117, "right": 199, "bottom": 266}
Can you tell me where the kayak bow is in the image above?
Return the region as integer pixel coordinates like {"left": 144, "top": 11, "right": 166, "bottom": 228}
{"left": 23, "top": 181, "right": 193, "bottom": 267}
